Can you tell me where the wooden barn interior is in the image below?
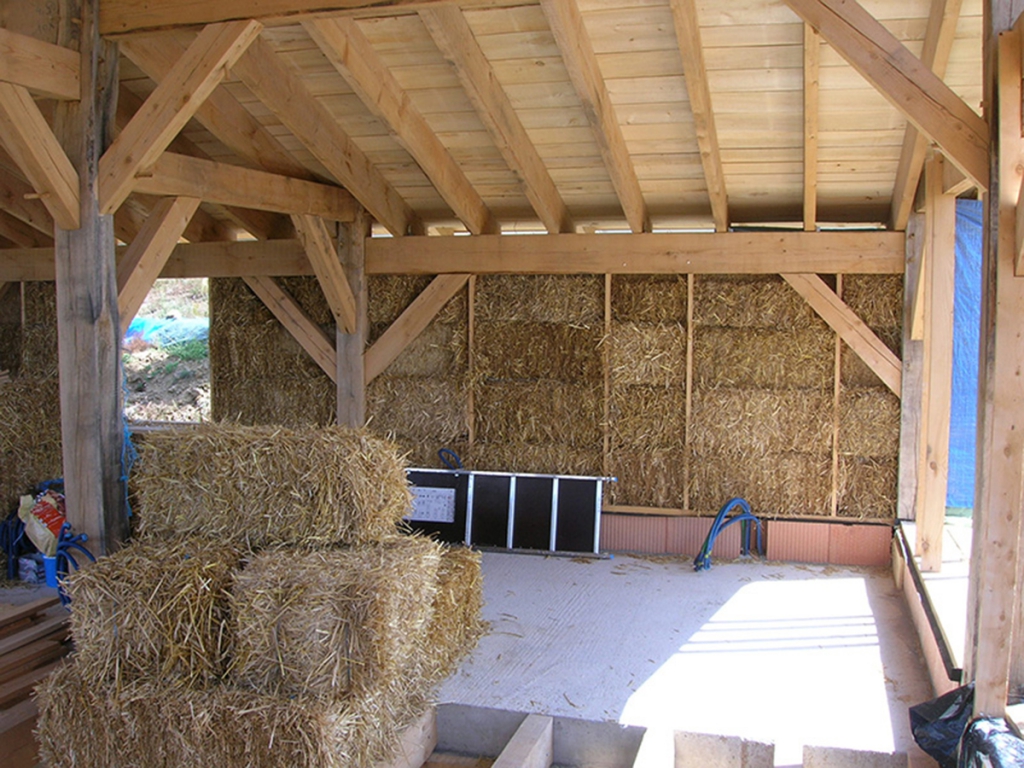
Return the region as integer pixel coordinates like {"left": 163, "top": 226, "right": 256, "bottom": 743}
{"left": 1, "top": 0, "right": 1024, "bottom": 765}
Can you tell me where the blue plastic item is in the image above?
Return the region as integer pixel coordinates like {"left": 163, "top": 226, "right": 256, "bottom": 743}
{"left": 438, "top": 448, "right": 463, "bottom": 470}
{"left": 693, "top": 497, "right": 762, "bottom": 572}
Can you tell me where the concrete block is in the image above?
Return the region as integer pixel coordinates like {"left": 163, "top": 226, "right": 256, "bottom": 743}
{"left": 674, "top": 731, "right": 774, "bottom": 768}
{"left": 803, "top": 745, "right": 908, "bottom": 768}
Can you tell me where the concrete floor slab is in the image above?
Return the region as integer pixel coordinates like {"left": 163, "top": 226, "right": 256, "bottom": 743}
{"left": 440, "top": 553, "right": 932, "bottom": 768}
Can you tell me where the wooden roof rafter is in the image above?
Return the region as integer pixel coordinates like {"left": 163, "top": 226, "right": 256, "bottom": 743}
{"left": 303, "top": 16, "right": 499, "bottom": 235}
{"left": 541, "top": 0, "right": 650, "bottom": 234}
{"left": 669, "top": 0, "right": 728, "bottom": 233}
{"left": 419, "top": 4, "right": 573, "bottom": 235}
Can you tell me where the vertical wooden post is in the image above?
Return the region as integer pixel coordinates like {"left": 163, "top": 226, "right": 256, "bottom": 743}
{"left": 966, "top": 8, "right": 1024, "bottom": 716}
{"left": 898, "top": 214, "right": 925, "bottom": 522}
{"left": 53, "top": 0, "right": 126, "bottom": 555}
{"left": 683, "top": 273, "right": 694, "bottom": 512}
{"left": 336, "top": 208, "right": 369, "bottom": 427}
{"left": 916, "top": 153, "right": 956, "bottom": 572}
{"left": 602, "top": 273, "right": 612, "bottom": 479}
{"left": 467, "top": 274, "right": 476, "bottom": 451}
{"left": 830, "top": 275, "right": 843, "bottom": 517}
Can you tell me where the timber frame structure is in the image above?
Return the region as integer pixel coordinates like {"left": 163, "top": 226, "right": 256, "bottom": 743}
{"left": 0, "top": 0, "right": 1023, "bottom": 719}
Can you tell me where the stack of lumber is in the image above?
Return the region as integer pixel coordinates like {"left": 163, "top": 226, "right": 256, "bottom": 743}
{"left": 36, "top": 424, "right": 484, "bottom": 768}
{"left": 0, "top": 596, "right": 71, "bottom": 768}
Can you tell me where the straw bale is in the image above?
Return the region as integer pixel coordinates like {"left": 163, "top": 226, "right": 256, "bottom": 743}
{"left": 368, "top": 375, "right": 468, "bottom": 444}
{"left": 368, "top": 275, "right": 433, "bottom": 326}
{"left": 475, "top": 321, "right": 603, "bottom": 382}
{"left": 211, "top": 373, "right": 336, "bottom": 427}
{"left": 689, "top": 450, "right": 833, "bottom": 517}
{"left": 36, "top": 660, "right": 435, "bottom": 768}
{"left": 694, "top": 275, "right": 820, "bottom": 330}
{"left": 474, "top": 379, "right": 602, "bottom": 446}
{"left": 423, "top": 546, "right": 485, "bottom": 683}
{"left": 609, "top": 384, "right": 686, "bottom": 449}
{"left": 0, "top": 377, "right": 62, "bottom": 514}
{"left": 610, "top": 322, "right": 687, "bottom": 387}
{"left": 607, "top": 448, "right": 685, "bottom": 508}
{"left": 370, "top": 320, "right": 466, "bottom": 377}
{"left": 838, "top": 388, "right": 901, "bottom": 457}
{"left": 842, "top": 275, "right": 903, "bottom": 330}
{"left": 211, "top": 320, "right": 331, "bottom": 383}
{"left": 470, "top": 442, "right": 603, "bottom": 476}
{"left": 20, "top": 281, "right": 58, "bottom": 378}
{"left": 135, "top": 424, "right": 411, "bottom": 548}
{"left": 230, "top": 537, "right": 441, "bottom": 700}
{"left": 840, "top": 332, "right": 901, "bottom": 387}
{"left": 67, "top": 538, "right": 241, "bottom": 688}
{"left": 0, "top": 287, "right": 21, "bottom": 375}
{"left": 611, "top": 275, "right": 688, "bottom": 323}
{"left": 212, "top": 277, "right": 334, "bottom": 329}
{"left": 689, "top": 388, "right": 833, "bottom": 457}
{"left": 398, "top": 440, "right": 470, "bottom": 470}
{"left": 693, "top": 326, "right": 835, "bottom": 389}
{"left": 837, "top": 456, "right": 897, "bottom": 519}
{"left": 475, "top": 274, "right": 603, "bottom": 324}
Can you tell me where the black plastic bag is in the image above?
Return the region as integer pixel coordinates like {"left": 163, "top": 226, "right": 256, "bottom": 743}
{"left": 958, "top": 717, "right": 1024, "bottom": 767}
{"left": 910, "top": 684, "right": 975, "bottom": 768}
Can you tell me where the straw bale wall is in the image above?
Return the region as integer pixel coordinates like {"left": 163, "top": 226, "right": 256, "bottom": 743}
{"left": 209, "top": 269, "right": 902, "bottom": 520}
{"left": 0, "top": 283, "right": 63, "bottom": 538}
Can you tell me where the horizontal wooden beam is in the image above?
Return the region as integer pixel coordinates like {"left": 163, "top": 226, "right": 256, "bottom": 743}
{"left": 0, "top": 231, "right": 906, "bottom": 281}
{"left": 0, "top": 83, "right": 79, "bottom": 229}
{"left": 134, "top": 152, "right": 357, "bottom": 221}
{"left": 243, "top": 275, "right": 337, "bottom": 382}
{"left": 364, "top": 273, "right": 469, "bottom": 383}
{"left": 0, "top": 28, "right": 79, "bottom": 100}
{"left": 100, "top": 0, "right": 528, "bottom": 36}
{"left": 783, "top": 272, "right": 902, "bottom": 395}
{"left": 366, "top": 231, "right": 905, "bottom": 275}
{"left": 784, "top": 0, "right": 988, "bottom": 191}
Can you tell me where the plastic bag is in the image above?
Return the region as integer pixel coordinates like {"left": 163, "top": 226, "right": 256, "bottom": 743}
{"left": 17, "top": 490, "right": 66, "bottom": 557}
{"left": 910, "top": 684, "right": 975, "bottom": 768}
{"left": 958, "top": 717, "right": 1024, "bottom": 768}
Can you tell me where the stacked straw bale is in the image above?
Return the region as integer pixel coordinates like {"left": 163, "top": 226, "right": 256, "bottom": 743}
{"left": 366, "top": 275, "right": 469, "bottom": 469}
{"left": 210, "top": 277, "right": 336, "bottom": 427}
{"left": 1, "top": 284, "right": 63, "bottom": 578}
{"left": 836, "top": 275, "right": 903, "bottom": 518}
{"left": 472, "top": 275, "right": 604, "bottom": 476}
{"left": 608, "top": 275, "right": 689, "bottom": 507}
{"left": 689, "top": 275, "right": 834, "bottom": 516}
{"left": 39, "top": 424, "right": 484, "bottom": 767}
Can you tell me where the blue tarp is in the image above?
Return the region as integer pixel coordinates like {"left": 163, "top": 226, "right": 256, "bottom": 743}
{"left": 948, "top": 199, "right": 982, "bottom": 510}
{"left": 124, "top": 316, "right": 208, "bottom": 347}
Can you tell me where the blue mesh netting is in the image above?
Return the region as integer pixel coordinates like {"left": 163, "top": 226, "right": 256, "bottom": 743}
{"left": 124, "top": 316, "right": 208, "bottom": 347}
{"left": 948, "top": 199, "right": 982, "bottom": 510}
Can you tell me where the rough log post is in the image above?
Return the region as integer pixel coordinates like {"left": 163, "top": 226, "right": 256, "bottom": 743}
{"left": 336, "top": 208, "right": 370, "bottom": 427}
{"left": 965, "top": 1, "right": 1024, "bottom": 716}
{"left": 53, "top": 0, "right": 127, "bottom": 554}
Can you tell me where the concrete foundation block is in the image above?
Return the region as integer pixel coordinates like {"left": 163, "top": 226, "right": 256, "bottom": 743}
{"left": 803, "top": 745, "right": 908, "bottom": 768}
{"left": 674, "top": 731, "right": 774, "bottom": 768}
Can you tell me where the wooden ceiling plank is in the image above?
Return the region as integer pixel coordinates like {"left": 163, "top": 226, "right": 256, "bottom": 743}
{"left": 100, "top": 0, "right": 527, "bottom": 36}
{"left": 233, "top": 36, "right": 420, "bottom": 236}
{"left": 117, "top": 196, "right": 202, "bottom": 334}
{"left": 669, "top": 0, "right": 728, "bottom": 232}
{"left": 803, "top": 24, "right": 820, "bottom": 232}
{"left": 783, "top": 272, "right": 902, "bottom": 395}
{"left": 305, "top": 17, "right": 497, "bottom": 235}
{"left": 291, "top": 213, "right": 358, "bottom": 333}
{"left": 0, "top": 28, "right": 79, "bottom": 101}
{"left": 134, "top": 152, "right": 357, "bottom": 221}
{"left": 540, "top": 0, "right": 650, "bottom": 233}
{"left": 120, "top": 35, "right": 313, "bottom": 181}
{"left": 0, "top": 209, "right": 53, "bottom": 248}
{"left": 243, "top": 275, "right": 338, "bottom": 382}
{"left": 890, "top": 0, "right": 964, "bottom": 231}
{"left": 0, "top": 83, "right": 79, "bottom": 229}
{"left": 419, "top": 5, "right": 572, "bottom": 234}
{"left": 784, "top": 0, "right": 988, "bottom": 191}
{"left": 116, "top": 84, "right": 292, "bottom": 241}
{"left": 364, "top": 273, "right": 470, "bottom": 383}
{"left": 99, "top": 19, "right": 264, "bottom": 214}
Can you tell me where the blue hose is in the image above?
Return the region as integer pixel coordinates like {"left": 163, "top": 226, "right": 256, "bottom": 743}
{"left": 438, "top": 448, "right": 463, "bottom": 470}
{"left": 693, "top": 497, "right": 762, "bottom": 572}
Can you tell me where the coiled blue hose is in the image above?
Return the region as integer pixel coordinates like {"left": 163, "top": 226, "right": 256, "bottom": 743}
{"left": 693, "top": 497, "right": 762, "bottom": 572}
